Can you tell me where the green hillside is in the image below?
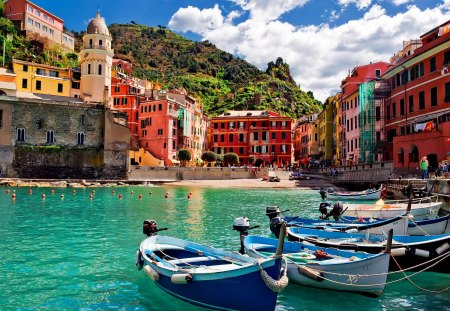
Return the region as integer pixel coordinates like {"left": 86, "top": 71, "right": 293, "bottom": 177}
{"left": 108, "top": 24, "right": 322, "bottom": 117}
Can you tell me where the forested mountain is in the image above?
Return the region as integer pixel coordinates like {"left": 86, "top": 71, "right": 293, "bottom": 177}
{"left": 107, "top": 24, "right": 322, "bottom": 117}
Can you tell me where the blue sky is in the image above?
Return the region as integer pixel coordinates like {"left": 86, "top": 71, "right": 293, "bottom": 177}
{"left": 30, "top": 0, "right": 450, "bottom": 101}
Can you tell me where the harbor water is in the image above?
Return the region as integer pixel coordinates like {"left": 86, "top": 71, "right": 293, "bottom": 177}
{"left": 0, "top": 186, "right": 449, "bottom": 311}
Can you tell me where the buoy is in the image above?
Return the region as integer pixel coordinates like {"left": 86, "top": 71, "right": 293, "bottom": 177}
{"left": 6, "top": 189, "right": 10, "bottom": 194}
{"left": 61, "top": 194, "right": 64, "bottom": 199}
{"left": 51, "top": 189, "right": 55, "bottom": 194}
{"left": 165, "top": 192, "right": 169, "bottom": 199}
{"left": 112, "top": 190, "right": 116, "bottom": 195}
{"left": 297, "top": 266, "right": 324, "bottom": 282}
{"left": 12, "top": 193, "right": 16, "bottom": 200}
{"left": 92, "top": 190, "right": 95, "bottom": 194}
{"left": 390, "top": 247, "right": 407, "bottom": 256}
{"left": 28, "top": 189, "right": 32, "bottom": 195}
{"left": 42, "top": 194, "right": 46, "bottom": 200}
{"left": 171, "top": 273, "right": 193, "bottom": 284}
{"left": 118, "top": 194, "right": 123, "bottom": 199}
{"left": 144, "top": 265, "right": 159, "bottom": 281}
{"left": 89, "top": 194, "right": 93, "bottom": 200}
{"left": 72, "top": 189, "right": 76, "bottom": 194}
{"left": 139, "top": 194, "right": 143, "bottom": 200}
{"left": 412, "top": 248, "right": 430, "bottom": 258}
{"left": 436, "top": 242, "right": 450, "bottom": 255}
{"left": 149, "top": 192, "right": 152, "bottom": 195}
{"left": 131, "top": 191, "right": 134, "bottom": 195}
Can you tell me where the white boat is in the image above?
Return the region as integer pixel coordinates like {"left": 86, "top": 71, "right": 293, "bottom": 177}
{"left": 326, "top": 196, "right": 442, "bottom": 220}
{"left": 244, "top": 235, "right": 391, "bottom": 297}
{"left": 321, "top": 185, "right": 384, "bottom": 201}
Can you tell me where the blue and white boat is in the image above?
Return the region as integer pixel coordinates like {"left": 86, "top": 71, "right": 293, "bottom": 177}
{"left": 286, "top": 226, "right": 450, "bottom": 274}
{"left": 137, "top": 220, "right": 287, "bottom": 311}
{"left": 320, "top": 185, "right": 385, "bottom": 201}
{"left": 244, "top": 235, "right": 391, "bottom": 297}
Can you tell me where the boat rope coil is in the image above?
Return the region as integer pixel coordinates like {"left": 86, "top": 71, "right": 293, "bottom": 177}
{"left": 257, "top": 258, "right": 289, "bottom": 293}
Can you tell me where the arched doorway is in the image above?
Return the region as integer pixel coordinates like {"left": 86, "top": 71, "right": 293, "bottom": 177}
{"left": 397, "top": 147, "right": 404, "bottom": 166}
{"left": 427, "top": 153, "right": 438, "bottom": 171}
{"left": 254, "top": 158, "right": 264, "bottom": 167}
{"left": 408, "top": 144, "right": 418, "bottom": 163}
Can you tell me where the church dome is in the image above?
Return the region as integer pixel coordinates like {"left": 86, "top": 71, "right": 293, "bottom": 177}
{"left": 86, "top": 11, "right": 109, "bottom": 36}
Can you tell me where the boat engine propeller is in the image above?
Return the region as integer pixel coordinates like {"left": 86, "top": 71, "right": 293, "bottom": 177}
{"left": 319, "top": 202, "right": 343, "bottom": 221}
{"left": 265, "top": 206, "right": 290, "bottom": 220}
{"left": 319, "top": 188, "right": 327, "bottom": 200}
{"left": 233, "top": 217, "right": 260, "bottom": 254}
{"left": 143, "top": 220, "right": 168, "bottom": 237}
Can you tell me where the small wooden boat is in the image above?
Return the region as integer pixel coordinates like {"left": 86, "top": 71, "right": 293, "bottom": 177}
{"left": 287, "top": 226, "right": 450, "bottom": 273}
{"left": 320, "top": 185, "right": 384, "bottom": 201}
{"left": 323, "top": 196, "right": 442, "bottom": 220}
{"left": 137, "top": 220, "right": 287, "bottom": 311}
{"left": 244, "top": 235, "right": 391, "bottom": 297}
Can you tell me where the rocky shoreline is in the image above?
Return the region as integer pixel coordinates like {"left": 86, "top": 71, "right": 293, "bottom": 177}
{"left": 0, "top": 179, "right": 135, "bottom": 188}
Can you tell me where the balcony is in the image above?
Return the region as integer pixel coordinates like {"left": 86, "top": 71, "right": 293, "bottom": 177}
{"left": 82, "top": 45, "right": 109, "bottom": 51}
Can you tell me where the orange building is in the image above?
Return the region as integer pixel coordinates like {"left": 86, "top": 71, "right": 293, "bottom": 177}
{"left": 382, "top": 20, "right": 450, "bottom": 173}
{"left": 4, "top": 0, "right": 74, "bottom": 50}
{"left": 209, "top": 110, "right": 292, "bottom": 166}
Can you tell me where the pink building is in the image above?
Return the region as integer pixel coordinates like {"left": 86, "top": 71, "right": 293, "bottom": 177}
{"left": 4, "top": 0, "right": 74, "bottom": 50}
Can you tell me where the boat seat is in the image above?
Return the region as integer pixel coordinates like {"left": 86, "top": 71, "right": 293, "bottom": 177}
{"left": 191, "top": 263, "right": 241, "bottom": 273}
{"left": 167, "top": 256, "right": 218, "bottom": 265}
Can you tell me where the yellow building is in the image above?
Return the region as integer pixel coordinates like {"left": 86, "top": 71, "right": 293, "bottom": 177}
{"left": 333, "top": 93, "right": 342, "bottom": 166}
{"left": 13, "top": 59, "right": 71, "bottom": 97}
{"left": 318, "top": 96, "right": 334, "bottom": 164}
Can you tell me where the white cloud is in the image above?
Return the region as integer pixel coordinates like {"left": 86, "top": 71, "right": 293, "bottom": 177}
{"left": 168, "top": 5, "right": 224, "bottom": 35}
{"left": 169, "top": 2, "right": 450, "bottom": 101}
{"left": 338, "top": 0, "right": 372, "bottom": 10}
{"left": 392, "top": 0, "right": 411, "bottom": 5}
{"left": 229, "top": 0, "right": 310, "bottom": 21}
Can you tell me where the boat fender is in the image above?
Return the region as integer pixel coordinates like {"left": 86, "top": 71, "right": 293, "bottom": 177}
{"left": 144, "top": 265, "right": 159, "bottom": 281}
{"left": 390, "top": 247, "right": 407, "bottom": 257}
{"left": 136, "top": 250, "right": 144, "bottom": 270}
{"left": 297, "top": 266, "right": 324, "bottom": 282}
{"left": 412, "top": 248, "right": 430, "bottom": 258}
{"left": 436, "top": 242, "right": 450, "bottom": 255}
{"left": 171, "top": 273, "right": 193, "bottom": 284}
{"left": 345, "top": 228, "right": 358, "bottom": 233}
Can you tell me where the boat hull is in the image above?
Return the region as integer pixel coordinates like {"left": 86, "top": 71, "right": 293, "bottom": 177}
{"left": 340, "top": 202, "right": 442, "bottom": 220}
{"left": 245, "top": 236, "right": 389, "bottom": 297}
{"left": 328, "top": 190, "right": 382, "bottom": 201}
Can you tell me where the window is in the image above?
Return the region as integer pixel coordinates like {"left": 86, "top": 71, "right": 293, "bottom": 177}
{"left": 375, "top": 69, "right": 381, "bottom": 78}
{"left": 445, "top": 82, "right": 450, "bottom": 102}
{"left": 49, "top": 70, "right": 59, "bottom": 77}
{"left": 99, "top": 39, "right": 103, "bottom": 46}
{"left": 35, "top": 22, "right": 40, "bottom": 29}
{"left": 214, "top": 135, "right": 218, "bottom": 142}
{"left": 239, "top": 147, "right": 244, "bottom": 154}
{"left": 281, "top": 121, "right": 287, "bottom": 127}
{"left": 214, "top": 123, "right": 218, "bottom": 129}
{"left": 220, "top": 134, "right": 225, "bottom": 142}
{"left": 445, "top": 50, "right": 450, "bottom": 65}
{"left": 158, "top": 104, "right": 162, "bottom": 111}
{"left": 229, "top": 134, "right": 234, "bottom": 142}
{"left": 57, "top": 83, "right": 63, "bottom": 93}
{"left": 392, "top": 102, "right": 396, "bottom": 118}
{"left": 221, "top": 123, "right": 225, "bottom": 129}
{"left": 35, "top": 10, "right": 41, "bottom": 17}
{"left": 391, "top": 77, "right": 396, "bottom": 89}
{"left": 409, "top": 95, "right": 414, "bottom": 113}
{"left": 271, "top": 121, "right": 277, "bottom": 127}
{"left": 271, "top": 132, "right": 276, "bottom": 139}
{"left": 28, "top": 5, "right": 33, "bottom": 13}
{"left": 87, "top": 64, "right": 91, "bottom": 74}
{"left": 262, "top": 132, "right": 267, "bottom": 140}
{"left": 376, "top": 131, "right": 381, "bottom": 142}
{"left": 77, "top": 132, "right": 85, "bottom": 145}
{"left": 419, "top": 91, "right": 425, "bottom": 110}
{"left": 36, "top": 68, "right": 46, "bottom": 75}
{"left": 157, "top": 129, "right": 163, "bottom": 135}
{"left": 253, "top": 132, "right": 259, "bottom": 140}
{"left": 42, "top": 26, "right": 47, "bottom": 32}
{"left": 43, "top": 14, "right": 48, "bottom": 20}
{"left": 98, "top": 64, "right": 102, "bottom": 75}
{"left": 239, "top": 134, "right": 244, "bottom": 142}
{"left": 46, "top": 130, "right": 54, "bottom": 143}
{"left": 50, "top": 18, "right": 54, "bottom": 24}
{"left": 89, "top": 39, "right": 93, "bottom": 46}
{"left": 36, "top": 80, "right": 41, "bottom": 90}
{"left": 400, "top": 99, "right": 405, "bottom": 115}
{"left": 431, "top": 87, "right": 437, "bottom": 107}
{"left": 239, "top": 121, "right": 245, "bottom": 129}
{"left": 114, "top": 98, "right": 120, "bottom": 105}
{"left": 430, "top": 57, "right": 436, "bottom": 72}
{"left": 229, "top": 122, "right": 234, "bottom": 129}
{"left": 49, "top": 29, "right": 54, "bottom": 35}
{"left": 375, "top": 106, "right": 381, "bottom": 121}
{"left": 281, "top": 132, "right": 286, "bottom": 139}
{"left": 22, "top": 79, "right": 28, "bottom": 89}
{"left": 23, "top": 65, "right": 28, "bottom": 72}
{"left": 27, "top": 17, "right": 33, "bottom": 25}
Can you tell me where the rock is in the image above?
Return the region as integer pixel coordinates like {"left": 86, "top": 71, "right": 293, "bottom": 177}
{"left": 51, "top": 181, "right": 68, "bottom": 187}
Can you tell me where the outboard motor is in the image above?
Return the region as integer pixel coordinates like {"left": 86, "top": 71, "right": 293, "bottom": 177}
{"left": 269, "top": 216, "right": 285, "bottom": 238}
{"left": 328, "top": 202, "right": 344, "bottom": 221}
{"left": 319, "top": 188, "right": 328, "bottom": 200}
{"left": 266, "top": 206, "right": 281, "bottom": 220}
{"left": 318, "top": 202, "right": 331, "bottom": 218}
{"left": 233, "top": 217, "right": 259, "bottom": 254}
{"left": 143, "top": 220, "right": 168, "bottom": 237}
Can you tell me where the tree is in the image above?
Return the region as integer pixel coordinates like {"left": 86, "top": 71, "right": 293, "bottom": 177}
{"left": 201, "top": 151, "right": 216, "bottom": 166}
{"left": 223, "top": 152, "right": 239, "bottom": 166}
{"left": 177, "top": 149, "right": 191, "bottom": 166}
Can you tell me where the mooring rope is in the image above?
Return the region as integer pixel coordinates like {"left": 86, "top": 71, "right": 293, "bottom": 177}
{"left": 258, "top": 258, "right": 289, "bottom": 292}
{"left": 408, "top": 218, "right": 431, "bottom": 236}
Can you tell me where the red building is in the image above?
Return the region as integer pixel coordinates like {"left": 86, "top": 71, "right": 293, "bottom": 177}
{"left": 209, "top": 111, "right": 292, "bottom": 166}
{"left": 382, "top": 21, "right": 450, "bottom": 173}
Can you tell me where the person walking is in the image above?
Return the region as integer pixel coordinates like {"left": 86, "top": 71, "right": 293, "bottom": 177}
{"left": 420, "top": 156, "right": 429, "bottom": 179}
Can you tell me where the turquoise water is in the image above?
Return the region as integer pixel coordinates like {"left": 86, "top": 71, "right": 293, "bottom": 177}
{"left": 0, "top": 186, "right": 449, "bottom": 311}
